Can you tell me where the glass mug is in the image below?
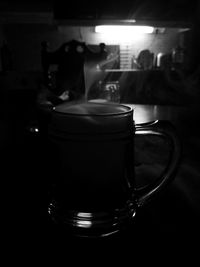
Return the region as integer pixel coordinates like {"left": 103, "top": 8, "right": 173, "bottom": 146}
{"left": 47, "top": 101, "right": 181, "bottom": 237}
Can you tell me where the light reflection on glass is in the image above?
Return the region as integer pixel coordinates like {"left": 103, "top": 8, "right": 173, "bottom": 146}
{"left": 76, "top": 220, "right": 92, "bottom": 228}
{"left": 74, "top": 212, "right": 93, "bottom": 228}
{"left": 77, "top": 212, "right": 93, "bottom": 218}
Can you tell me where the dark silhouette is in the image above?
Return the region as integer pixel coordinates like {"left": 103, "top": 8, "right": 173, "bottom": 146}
{"left": 40, "top": 41, "right": 50, "bottom": 85}
{"left": 55, "top": 40, "right": 86, "bottom": 98}
{"left": 99, "top": 42, "right": 108, "bottom": 61}
{"left": 1, "top": 40, "right": 13, "bottom": 71}
{"left": 39, "top": 39, "right": 87, "bottom": 107}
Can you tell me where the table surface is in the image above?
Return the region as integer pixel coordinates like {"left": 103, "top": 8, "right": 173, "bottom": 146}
{"left": 3, "top": 103, "right": 200, "bottom": 261}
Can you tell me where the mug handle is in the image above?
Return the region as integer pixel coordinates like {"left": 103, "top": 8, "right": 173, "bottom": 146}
{"left": 134, "top": 120, "right": 181, "bottom": 207}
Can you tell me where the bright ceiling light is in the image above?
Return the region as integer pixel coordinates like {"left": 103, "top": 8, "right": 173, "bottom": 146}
{"left": 95, "top": 25, "right": 154, "bottom": 34}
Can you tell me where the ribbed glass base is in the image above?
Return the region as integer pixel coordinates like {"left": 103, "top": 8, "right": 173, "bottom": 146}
{"left": 48, "top": 199, "right": 136, "bottom": 238}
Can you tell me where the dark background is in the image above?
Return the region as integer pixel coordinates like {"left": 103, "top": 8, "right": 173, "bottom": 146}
{"left": 1, "top": 0, "right": 200, "bottom": 263}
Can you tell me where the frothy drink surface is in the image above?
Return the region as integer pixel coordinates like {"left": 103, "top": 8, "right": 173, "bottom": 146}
{"left": 54, "top": 101, "right": 131, "bottom": 116}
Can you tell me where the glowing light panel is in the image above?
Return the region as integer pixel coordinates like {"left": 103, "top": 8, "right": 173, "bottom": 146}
{"left": 95, "top": 25, "right": 154, "bottom": 34}
{"left": 95, "top": 25, "right": 154, "bottom": 43}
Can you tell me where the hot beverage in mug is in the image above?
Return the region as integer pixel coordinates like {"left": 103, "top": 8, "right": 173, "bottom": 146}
{"left": 47, "top": 101, "right": 181, "bottom": 237}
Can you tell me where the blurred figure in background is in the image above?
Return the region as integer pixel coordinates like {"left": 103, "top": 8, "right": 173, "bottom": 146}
{"left": 38, "top": 39, "right": 86, "bottom": 107}
{"left": 55, "top": 40, "right": 86, "bottom": 100}
{"left": 36, "top": 40, "right": 86, "bottom": 134}
{"left": 99, "top": 42, "right": 108, "bottom": 61}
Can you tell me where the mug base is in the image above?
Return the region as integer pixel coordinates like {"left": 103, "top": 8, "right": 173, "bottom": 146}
{"left": 47, "top": 199, "right": 136, "bottom": 238}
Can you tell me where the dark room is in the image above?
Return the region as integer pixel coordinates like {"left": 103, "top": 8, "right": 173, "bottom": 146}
{"left": 1, "top": 0, "right": 200, "bottom": 263}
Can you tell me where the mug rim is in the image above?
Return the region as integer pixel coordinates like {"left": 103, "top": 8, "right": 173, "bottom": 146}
{"left": 53, "top": 101, "right": 133, "bottom": 117}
